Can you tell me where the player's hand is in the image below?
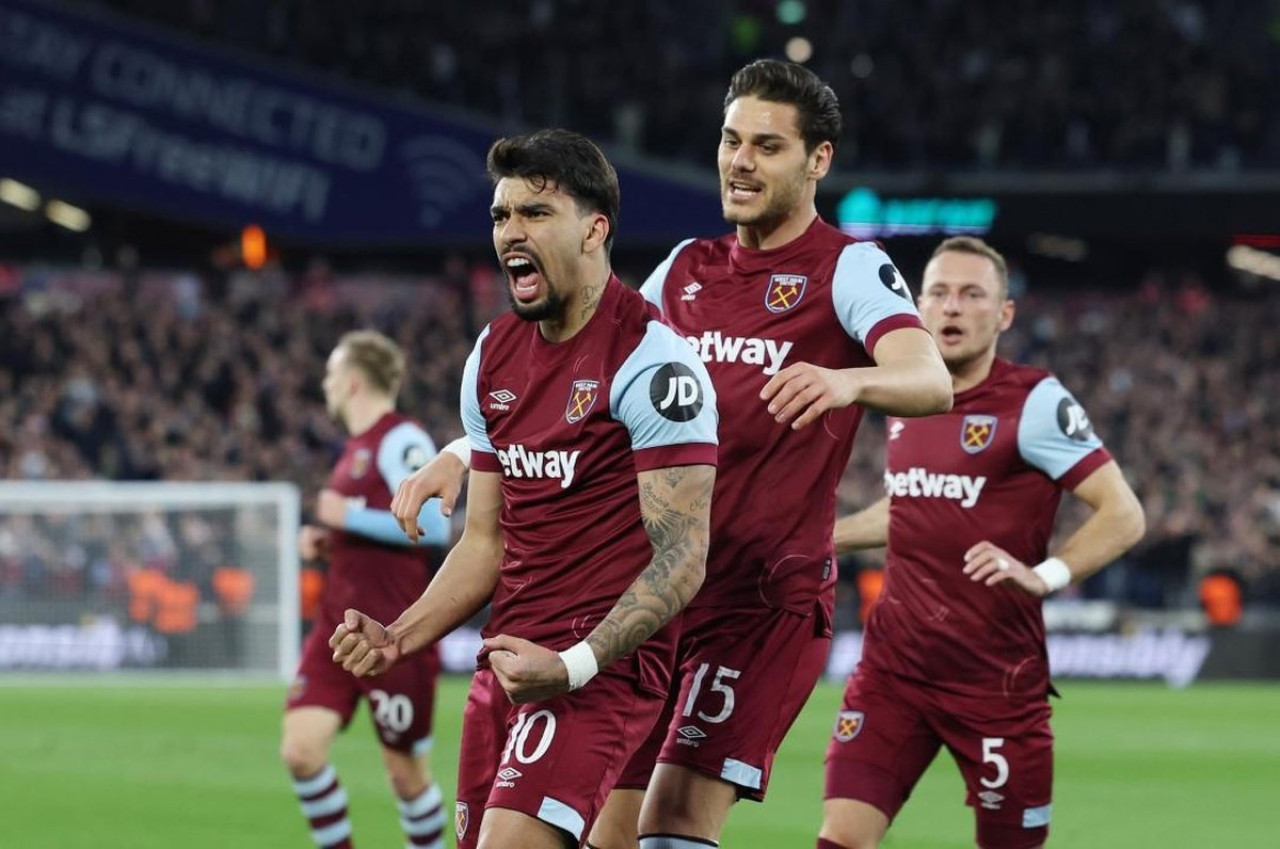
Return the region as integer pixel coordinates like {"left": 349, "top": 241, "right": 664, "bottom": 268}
{"left": 391, "top": 453, "right": 467, "bottom": 543}
{"left": 963, "top": 542, "right": 1050, "bottom": 597}
{"left": 484, "top": 634, "right": 570, "bottom": 704}
{"left": 760, "top": 362, "right": 859, "bottom": 430}
{"left": 330, "top": 609, "right": 401, "bottom": 677}
{"left": 298, "top": 525, "right": 329, "bottom": 561}
{"left": 315, "top": 490, "right": 348, "bottom": 529}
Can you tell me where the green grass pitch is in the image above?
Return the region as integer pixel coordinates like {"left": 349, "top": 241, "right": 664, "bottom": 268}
{"left": 2, "top": 677, "right": 1276, "bottom": 847}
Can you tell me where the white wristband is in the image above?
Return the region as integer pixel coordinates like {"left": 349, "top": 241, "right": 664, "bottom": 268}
{"left": 441, "top": 436, "right": 471, "bottom": 469}
{"left": 1033, "top": 557, "right": 1072, "bottom": 593}
{"left": 558, "top": 641, "right": 599, "bottom": 691}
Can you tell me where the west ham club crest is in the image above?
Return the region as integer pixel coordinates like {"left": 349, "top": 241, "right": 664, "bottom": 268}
{"left": 765, "top": 273, "right": 807, "bottom": 313}
{"left": 455, "top": 802, "right": 469, "bottom": 842}
{"left": 565, "top": 379, "right": 601, "bottom": 423}
{"left": 350, "top": 448, "right": 372, "bottom": 478}
{"left": 961, "top": 415, "right": 998, "bottom": 454}
{"left": 834, "top": 710, "right": 864, "bottom": 742}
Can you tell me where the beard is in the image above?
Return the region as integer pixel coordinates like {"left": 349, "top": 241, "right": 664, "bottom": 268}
{"left": 508, "top": 285, "right": 565, "bottom": 323}
{"left": 721, "top": 168, "right": 808, "bottom": 228}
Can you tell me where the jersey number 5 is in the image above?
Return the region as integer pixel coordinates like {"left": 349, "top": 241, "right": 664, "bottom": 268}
{"left": 980, "top": 737, "right": 1010, "bottom": 789}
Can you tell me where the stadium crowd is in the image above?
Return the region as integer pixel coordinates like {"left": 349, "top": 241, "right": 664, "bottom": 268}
{"left": 1, "top": 256, "right": 1277, "bottom": 614}
{"left": 94, "top": 0, "right": 1280, "bottom": 171}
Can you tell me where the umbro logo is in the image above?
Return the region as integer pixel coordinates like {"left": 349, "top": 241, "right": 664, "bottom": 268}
{"left": 488, "top": 389, "right": 517, "bottom": 411}
{"left": 681, "top": 281, "right": 702, "bottom": 301}
{"left": 496, "top": 767, "right": 522, "bottom": 781}
{"left": 677, "top": 725, "right": 706, "bottom": 740}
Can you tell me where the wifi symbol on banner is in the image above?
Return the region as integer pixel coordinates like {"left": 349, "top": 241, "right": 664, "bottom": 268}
{"left": 399, "top": 135, "right": 489, "bottom": 228}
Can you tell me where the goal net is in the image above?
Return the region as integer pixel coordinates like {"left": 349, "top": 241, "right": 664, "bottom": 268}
{"left": 0, "top": 482, "right": 300, "bottom": 679}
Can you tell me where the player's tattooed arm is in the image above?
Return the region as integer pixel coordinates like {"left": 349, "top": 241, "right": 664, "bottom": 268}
{"left": 586, "top": 463, "right": 715, "bottom": 667}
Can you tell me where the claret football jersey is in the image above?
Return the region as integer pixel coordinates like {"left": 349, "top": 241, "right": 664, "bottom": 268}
{"left": 323, "top": 412, "right": 438, "bottom": 624}
{"left": 862, "top": 358, "right": 1112, "bottom": 698}
{"left": 642, "top": 218, "right": 923, "bottom": 612}
{"left": 461, "top": 275, "right": 718, "bottom": 689}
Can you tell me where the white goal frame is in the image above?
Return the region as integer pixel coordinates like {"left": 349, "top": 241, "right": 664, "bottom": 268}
{"left": 0, "top": 481, "right": 301, "bottom": 679}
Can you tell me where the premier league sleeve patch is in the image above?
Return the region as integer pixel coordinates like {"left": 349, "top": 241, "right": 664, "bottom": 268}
{"left": 961, "top": 415, "right": 998, "bottom": 454}
{"left": 765, "top": 273, "right": 807, "bottom": 313}
{"left": 565, "top": 379, "right": 601, "bottom": 424}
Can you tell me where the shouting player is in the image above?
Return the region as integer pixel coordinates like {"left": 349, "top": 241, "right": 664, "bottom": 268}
{"left": 331, "top": 129, "right": 719, "bottom": 849}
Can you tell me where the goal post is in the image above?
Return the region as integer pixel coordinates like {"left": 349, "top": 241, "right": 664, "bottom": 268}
{"left": 0, "top": 481, "right": 301, "bottom": 680}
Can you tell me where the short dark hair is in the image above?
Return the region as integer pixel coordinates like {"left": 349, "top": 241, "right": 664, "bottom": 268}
{"left": 724, "top": 59, "right": 842, "bottom": 152}
{"left": 486, "top": 129, "right": 620, "bottom": 252}
{"left": 931, "top": 236, "right": 1010, "bottom": 298}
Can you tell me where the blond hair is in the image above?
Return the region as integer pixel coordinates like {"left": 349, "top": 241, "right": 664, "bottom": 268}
{"left": 336, "top": 330, "right": 405, "bottom": 396}
{"left": 931, "top": 236, "right": 1009, "bottom": 298}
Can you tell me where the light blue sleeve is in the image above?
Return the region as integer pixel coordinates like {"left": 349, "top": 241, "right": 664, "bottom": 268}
{"left": 831, "top": 242, "right": 922, "bottom": 345}
{"left": 376, "top": 422, "right": 438, "bottom": 491}
{"left": 345, "top": 506, "right": 448, "bottom": 547}
{"left": 1017, "top": 377, "right": 1106, "bottom": 480}
{"left": 460, "top": 326, "right": 495, "bottom": 456}
{"left": 609, "top": 322, "right": 718, "bottom": 450}
{"left": 638, "top": 238, "right": 695, "bottom": 312}
{"left": 360, "top": 421, "right": 449, "bottom": 546}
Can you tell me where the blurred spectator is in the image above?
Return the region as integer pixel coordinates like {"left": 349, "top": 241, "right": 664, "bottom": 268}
{"left": 1, "top": 256, "right": 1277, "bottom": 617}
{"left": 95, "top": 0, "right": 1280, "bottom": 171}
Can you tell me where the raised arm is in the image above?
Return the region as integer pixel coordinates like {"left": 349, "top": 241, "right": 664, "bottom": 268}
{"left": 833, "top": 496, "right": 890, "bottom": 555}
{"left": 330, "top": 470, "right": 504, "bottom": 676}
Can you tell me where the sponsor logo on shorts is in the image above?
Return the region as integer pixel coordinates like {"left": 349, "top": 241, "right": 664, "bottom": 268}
{"left": 676, "top": 725, "right": 707, "bottom": 747}
{"left": 978, "top": 790, "right": 1005, "bottom": 810}
{"left": 834, "top": 710, "right": 864, "bottom": 742}
{"left": 495, "top": 766, "right": 523, "bottom": 788}
{"left": 287, "top": 675, "right": 306, "bottom": 701}
{"left": 455, "top": 802, "right": 469, "bottom": 842}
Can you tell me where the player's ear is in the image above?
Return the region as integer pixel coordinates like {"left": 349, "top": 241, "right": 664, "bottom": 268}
{"left": 999, "top": 298, "right": 1016, "bottom": 332}
{"left": 581, "top": 211, "right": 609, "bottom": 255}
{"left": 808, "top": 140, "right": 834, "bottom": 180}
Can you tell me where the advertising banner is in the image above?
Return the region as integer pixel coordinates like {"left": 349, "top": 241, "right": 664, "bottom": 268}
{"left": 0, "top": 0, "right": 722, "bottom": 245}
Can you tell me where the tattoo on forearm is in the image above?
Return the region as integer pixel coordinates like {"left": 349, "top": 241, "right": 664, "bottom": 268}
{"left": 587, "top": 466, "right": 713, "bottom": 666}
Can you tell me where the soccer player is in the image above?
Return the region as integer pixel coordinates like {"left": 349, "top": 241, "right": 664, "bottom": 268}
{"left": 282, "top": 330, "right": 452, "bottom": 849}
{"left": 818, "top": 237, "right": 1146, "bottom": 849}
{"left": 392, "top": 61, "right": 953, "bottom": 849}
{"left": 330, "top": 129, "right": 719, "bottom": 849}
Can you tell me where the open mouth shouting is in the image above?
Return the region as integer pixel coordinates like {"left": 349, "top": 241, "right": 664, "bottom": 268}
{"left": 503, "top": 253, "right": 544, "bottom": 304}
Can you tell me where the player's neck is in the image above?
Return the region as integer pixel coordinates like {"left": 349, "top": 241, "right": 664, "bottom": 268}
{"left": 736, "top": 205, "right": 818, "bottom": 251}
{"left": 344, "top": 398, "right": 393, "bottom": 436}
{"left": 950, "top": 350, "right": 998, "bottom": 394}
{"left": 538, "top": 265, "right": 610, "bottom": 344}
